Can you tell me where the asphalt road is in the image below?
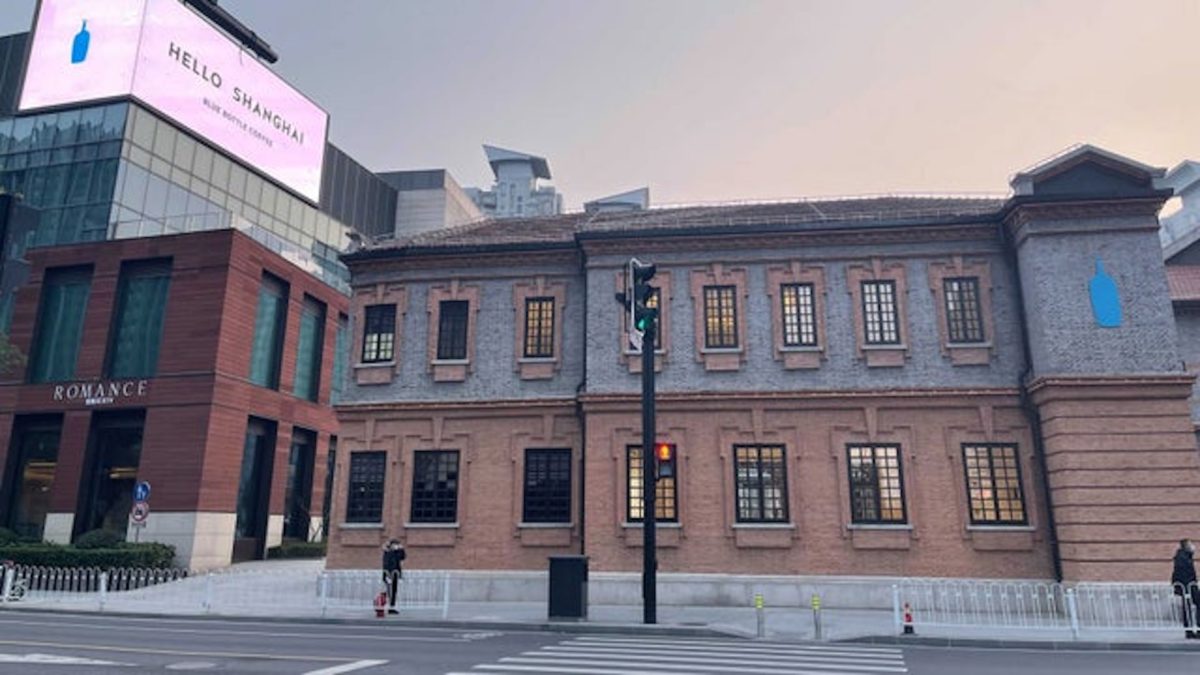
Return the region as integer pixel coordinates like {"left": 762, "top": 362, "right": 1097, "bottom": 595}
{"left": 0, "top": 611, "right": 1195, "bottom": 674}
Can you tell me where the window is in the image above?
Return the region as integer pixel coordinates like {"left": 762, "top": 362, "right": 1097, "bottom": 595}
{"left": 361, "top": 304, "right": 395, "bottom": 363}
{"left": 293, "top": 296, "right": 326, "bottom": 402}
{"left": 4, "top": 417, "right": 62, "bottom": 540}
{"left": 522, "top": 449, "right": 571, "bottom": 523}
{"left": 331, "top": 314, "right": 349, "bottom": 403}
{"left": 411, "top": 450, "right": 459, "bottom": 523}
{"left": 944, "top": 278, "right": 985, "bottom": 343}
{"left": 29, "top": 266, "right": 92, "bottom": 383}
{"left": 346, "top": 451, "right": 386, "bottom": 523}
{"left": 781, "top": 283, "right": 817, "bottom": 347}
{"left": 847, "top": 444, "right": 906, "bottom": 524}
{"left": 861, "top": 281, "right": 899, "bottom": 345}
{"left": 734, "top": 445, "right": 789, "bottom": 523}
{"left": 523, "top": 297, "right": 555, "bottom": 358}
{"left": 963, "top": 444, "right": 1027, "bottom": 525}
{"left": 626, "top": 445, "right": 677, "bottom": 522}
{"left": 248, "top": 274, "right": 288, "bottom": 389}
{"left": 436, "top": 300, "right": 468, "bottom": 360}
{"left": 107, "top": 259, "right": 171, "bottom": 378}
{"left": 703, "top": 285, "right": 738, "bottom": 349}
{"left": 78, "top": 412, "right": 144, "bottom": 538}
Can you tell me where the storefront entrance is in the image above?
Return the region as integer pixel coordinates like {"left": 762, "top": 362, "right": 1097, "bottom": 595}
{"left": 233, "top": 417, "right": 275, "bottom": 562}
{"left": 75, "top": 411, "right": 144, "bottom": 540}
{"left": 2, "top": 415, "right": 62, "bottom": 540}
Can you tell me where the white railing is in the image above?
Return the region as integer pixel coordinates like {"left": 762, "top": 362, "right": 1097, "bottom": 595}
{"left": 0, "top": 565, "right": 450, "bottom": 619}
{"left": 894, "top": 579, "right": 1199, "bottom": 638}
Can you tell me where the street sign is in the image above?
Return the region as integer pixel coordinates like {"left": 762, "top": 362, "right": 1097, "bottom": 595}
{"left": 133, "top": 481, "right": 151, "bottom": 502}
{"left": 628, "top": 330, "right": 643, "bottom": 352}
{"left": 130, "top": 501, "right": 150, "bottom": 524}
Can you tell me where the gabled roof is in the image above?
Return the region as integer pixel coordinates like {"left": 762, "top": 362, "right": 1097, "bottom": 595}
{"left": 1010, "top": 144, "right": 1166, "bottom": 196}
{"left": 483, "top": 144, "right": 551, "bottom": 180}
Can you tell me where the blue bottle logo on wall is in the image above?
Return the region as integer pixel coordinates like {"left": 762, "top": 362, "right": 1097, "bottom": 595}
{"left": 71, "top": 19, "right": 90, "bottom": 64}
{"left": 1089, "top": 258, "right": 1122, "bottom": 328}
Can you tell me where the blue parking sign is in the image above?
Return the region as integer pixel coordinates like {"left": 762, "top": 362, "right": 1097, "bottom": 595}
{"left": 133, "top": 481, "right": 151, "bottom": 502}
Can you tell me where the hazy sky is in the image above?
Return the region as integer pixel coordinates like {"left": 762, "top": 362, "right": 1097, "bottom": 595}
{"left": 3, "top": 1, "right": 1197, "bottom": 209}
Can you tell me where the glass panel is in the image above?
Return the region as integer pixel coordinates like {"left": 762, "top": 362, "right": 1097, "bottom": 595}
{"left": 523, "top": 297, "right": 555, "bottom": 358}
{"left": 361, "top": 304, "right": 395, "bottom": 363}
{"left": 346, "top": 451, "right": 385, "bottom": 523}
{"left": 66, "top": 161, "right": 94, "bottom": 205}
{"left": 108, "top": 261, "right": 171, "bottom": 378}
{"left": 6, "top": 422, "right": 61, "bottom": 540}
{"left": 30, "top": 112, "right": 58, "bottom": 151}
{"left": 703, "top": 285, "right": 738, "bottom": 348}
{"left": 292, "top": 297, "right": 325, "bottom": 402}
{"left": 77, "top": 106, "right": 105, "bottom": 144}
{"left": 248, "top": 275, "right": 288, "bottom": 388}
{"left": 100, "top": 103, "right": 127, "bottom": 141}
{"left": 173, "top": 134, "right": 196, "bottom": 172}
{"left": 410, "top": 450, "right": 459, "bottom": 523}
{"left": 436, "top": 300, "right": 468, "bottom": 360}
{"left": 626, "top": 446, "right": 677, "bottom": 522}
{"left": 79, "top": 417, "right": 143, "bottom": 537}
{"left": 29, "top": 268, "right": 91, "bottom": 382}
{"left": 192, "top": 143, "right": 214, "bottom": 183}
{"left": 235, "top": 419, "right": 273, "bottom": 539}
{"left": 130, "top": 106, "right": 156, "bottom": 149}
{"left": 55, "top": 109, "right": 81, "bottom": 146}
{"left": 143, "top": 174, "right": 169, "bottom": 219}
{"left": 119, "top": 162, "right": 150, "bottom": 208}
{"left": 522, "top": 448, "right": 571, "bottom": 523}
{"left": 282, "top": 430, "right": 315, "bottom": 540}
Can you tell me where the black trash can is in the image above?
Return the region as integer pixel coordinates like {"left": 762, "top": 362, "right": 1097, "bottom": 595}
{"left": 548, "top": 555, "right": 588, "bottom": 620}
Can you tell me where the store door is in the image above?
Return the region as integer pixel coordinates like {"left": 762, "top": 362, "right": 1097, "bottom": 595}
{"left": 282, "top": 428, "right": 315, "bottom": 541}
{"left": 75, "top": 411, "right": 144, "bottom": 540}
{"left": 232, "top": 418, "right": 275, "bottom": 562}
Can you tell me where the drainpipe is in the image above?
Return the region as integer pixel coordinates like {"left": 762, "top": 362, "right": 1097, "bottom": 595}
{"left": 1001, "top": 221, "right": 1064, "bottom": 582}
{"left": 575, "top": 248, "right": 588, "bottom": 556}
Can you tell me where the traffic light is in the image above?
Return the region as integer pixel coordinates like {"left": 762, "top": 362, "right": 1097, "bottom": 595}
{"left": 654, "top": 442, "right": 674, "bottom": 479}
{"left": 630, "top": 259, "right": 657, "bottom": 349}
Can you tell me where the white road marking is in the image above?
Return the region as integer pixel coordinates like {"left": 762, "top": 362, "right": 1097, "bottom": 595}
{"left": 573, "top": 637, "right": 903, "bottom": 655}
{"left": 0, "top": 638, "right": 347, "bottom": 663}
{"left": 0, "top": 616, "right": 467, "bottom": 643}
{"left": 544, "top": 643, "right": 905, "bottom": 660}
{"left": 500, "top": 656, "right": 905, "bottom": 674}
{"left": 165, "top": 662, "right": 218, "bottom": 671}
{"left": 0, "top": 652, "right": 135, "bottom": 666}
{"left": 528, "top": 649, "right": 908, "bottom": 671}
{"left": 303, "top": 659, "right": 389, "bottom": 675}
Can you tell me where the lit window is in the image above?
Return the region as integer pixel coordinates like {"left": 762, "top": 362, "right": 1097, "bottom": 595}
{"left": 944, "top": 278, "right": 985, "bottom": 343}
{"left": 847, "top": 444, "right": 906, "bottom": 523}
{"left": 523, "top": 298, "right": 555, "bottom": 358}
{"left": 861, "top": 281, "right": 899, "bottom": 345}
{"left": 962, "top": 444, "right": 1026, "bottom": 525}
{"left": 703, "top": 285, "right": 738, "bottom": 348}
{"left": 626, "top": 445, "right": 677, "bottom": 522}
{"left": 781, "top": 283, "right": 817, "bottom": 347}
{"left": 361, "top": 304, "right": 396, "bottom": 363}
{"left": 734, "top": 445, "right": 789, "bottom": 523}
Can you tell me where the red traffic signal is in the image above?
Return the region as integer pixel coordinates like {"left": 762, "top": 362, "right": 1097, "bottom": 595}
{"left": 654, "top": 443, "right": 675, "bottom": 479}
{"left": 655, "top": 443, "right": 672, "bottom": 463}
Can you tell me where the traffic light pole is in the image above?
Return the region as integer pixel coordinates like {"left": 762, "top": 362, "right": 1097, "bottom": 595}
{"left": 641, "top": 318, "right": 657, "bottom": 625}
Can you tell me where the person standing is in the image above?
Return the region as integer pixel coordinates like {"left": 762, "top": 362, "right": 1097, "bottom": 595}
{"left": 382, "top": 539, "right": 405, "bottom": 615}
{"left": 1172, "top": 538, "right": 1199, "bottom": 638}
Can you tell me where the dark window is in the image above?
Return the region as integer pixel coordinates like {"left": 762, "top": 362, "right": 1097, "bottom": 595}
{"left": 522, "top": 449, "right": 571, "bottom": 523}
{"left": 331, "top": 314, "right": 349, "bottom": 403}
{"left": 4, "top": 417, "right": 62, "bottom": 540}
{"left": 29, "top": 266, "right": 92, "bottom": 383}
{"left": 781, "top": 283, "right": 817, "bottom": 347}
{"left": 703, "top": 285, "right": 738, "bottom": 349}
{"left": 847, "top": 444, "right": 906, "bottom": 524}
{"left": 523, "top": 297, "right": 555, "bottom": 358}
{"left": 248, "top": 273, "right": 288, "bottom": 389}
{"left": 77, "top": 412, "right": 144, "bottom": 538}
{"left": 346, "top": 451, "right": 386, "bottom": 523}
{"left": 861, "top": 280, "right": 900, "bottom": 345}
{"left": 944, "top": 277, "right": 985, "bottom": 343}
{"left": 293, "top": 296, "right": 326, "bottom": 402}
{"left": 411, "top": 450, "right": 459, "bottom": 523}
{"left": 436, "top": 300, "right": 469, "bottom": 360}
{"left": 107, "top": 259, "right": 171, "bottom": 378}
{"left": 962, "top": 444, "right": 1027, "bottom": 525}
{"left": 282, "top": 428, "right": 316, "bottom": 539}
{"left": 361, "top": 304, "right": 395, "bottom": 363}
{"left": 234, "top": 417, "right": 274, "bottom": 544}
{"left": 626, "top": 445, "right": 677, "bottom": 522}
{"left": 734, "top": 445, "right": 789, "bottom": 523}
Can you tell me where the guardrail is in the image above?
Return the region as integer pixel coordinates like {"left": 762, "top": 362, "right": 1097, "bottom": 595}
{"left": 894, "top": 579, "right": 1199, "bottom": 638}
{"left": 0, "top": 565, "right": 450, "bottom": 618}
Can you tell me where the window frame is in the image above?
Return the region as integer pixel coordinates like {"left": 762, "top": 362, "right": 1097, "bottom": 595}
{"left": 860, "top": 280, "right": 900, "bottom": 346}
{"left": 344, "top": 451, "right": 386, "bottom": 524}
{"left": 105, "top": 258, "right": 172, "bottom": 379}
{"left": 961, "top": 443, "right": 1028, "bottom": 526}
{"left": 702, "top": 285, "right": 739, "bottom": 349}
{"left": 846, "top": 444, "right": 907, "bottom": 525}
{"left": 625, "top": 444, "right": 678, "bottom": 523}
{"left": 410, "top": 450, "right": 460, "bottom": 524}
{"left": 780, "top": 283, "right": 818, "bottom": 348}
{"left": 943, "top": 277, "right": 986, "bottom": 344}
{"left": 733, "top": 444, "right": 790, "bottom": 523}
{"left": 248, "top": 273, "right": 289, "bottom": 390}
{"left": 521, "top": 448, "right": 572, "bottom": 524}
{"left": 522, "top": 297, "right": 556, "bottom": 359}
{"left": 360, "top": 304, "right": 396, "bottom": 364}
{"left": 436, "top": 300, "right": 469, "bottom": 361}
{"left": 28, "top": 265, "right": 93, "bottom": 384}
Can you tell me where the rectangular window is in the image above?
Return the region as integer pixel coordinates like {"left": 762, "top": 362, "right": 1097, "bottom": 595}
{"left": 626, "top": 445, "right": 677, "bottom": 522}
{"left": 703, "top": 285, "right": 738, "bottom": 349}
{"left": 963, "top": 444, "right": 1027, "bottom": 525}
{"left": 4, "top": 417, "right": 62, "bottom": 540}
{"left": 293, "top": 296, "right": 326, "bottom": 402}
{"left": 107, "top": 259, "right": 171, "bottom": 379}
{"left": 346, "top": 451, "right": 386, "bottom": 523}
{"left": 847, "top": 444, "right": 906, "bottom": 524}
{"left": 361, "top": 304, "right": 395, "bottom": 363}
{"left": 780, "top": 283, "right": 817, "bottom": 347}
{"left": 522, "top": 448, "right": 571, "bottom": 523}
{"left": 411, "top": 450, "right": 459, "bottom": 523}
{"left": 734, "top": 444, "right": 789, "bottom": 523}
{"left": 861, "top": 280, "right": 899, "bottom": 345}
{"left": 436, "top": 300, "right": 468, "bottom": 360}
{"left": 248, "top": 273, "right": 288, "bottom": 389}
{"left": 78, "top": 412, "right": 144, "bottom": 538}
{"left": 29, "top": 266, "right": 92, "bottom": 383}
{"left": 331, "top": 314, "right": 349, "bottom": 403}
{"left": 523, "top": 297, "right": 555, "bottom": 358}
{"left": 944, "top": 277, "right": 985, "bottom": 343}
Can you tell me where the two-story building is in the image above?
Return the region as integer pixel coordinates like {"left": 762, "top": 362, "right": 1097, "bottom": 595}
{"left": 329, "top": 145, "right": 1200, "bottom": 583}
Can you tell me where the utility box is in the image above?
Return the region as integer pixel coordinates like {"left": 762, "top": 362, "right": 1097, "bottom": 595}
{"left": 548, "top": 555, "right": 588, "bottom": 620}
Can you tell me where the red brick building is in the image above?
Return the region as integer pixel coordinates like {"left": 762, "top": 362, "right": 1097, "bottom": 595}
{"left": 0, "top": 229, "right": 347, "bottom": 568}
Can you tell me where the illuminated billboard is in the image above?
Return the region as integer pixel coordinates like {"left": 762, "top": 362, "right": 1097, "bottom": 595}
{"left": 20, "top": 0, "right": 329, "bottom": 203}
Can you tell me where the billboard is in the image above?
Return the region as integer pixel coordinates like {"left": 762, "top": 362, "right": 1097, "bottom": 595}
{"left": 20, "top": 0, "right": 328, "bottom": 203}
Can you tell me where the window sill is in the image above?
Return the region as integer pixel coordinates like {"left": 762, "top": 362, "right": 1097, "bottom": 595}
{"left": 780, "top": 345, "right": 821, "bottom": 352}
{"left": 732, "top": 522, "right": 795, "bottom": 529}
{"left": 404, "top": 522, "right": 460, "bottom": 529}
{"left": 354, "top": 361, "right": 395, "bottom": 370}
{"left": 966, "top": 524, "right": 1033, "bottom": 532}
{"left": 846, "top": 523, "right": 912, "bottom": 530}
{"left": 517, "top": 357, "right": 557, "bottom": 364}
{"left": 340, "top": 522, "right": 384, "bottom": 530}
{"left": 622, "top": 522, "right": 681, "bottom": 529}
{"left": 518, "top": 522, "right": 573, "bottom": 529}
{"left": 948, "top": 342, "right": 992, "bottom": 349}
{"left": 700, "top": 347, "right": 742, "bottom": 355}
{"left": 862, "top": 343, "right": 906, "bottom": 351}
{"left": 431, "top": 359, "right": 469, "bottom": 366}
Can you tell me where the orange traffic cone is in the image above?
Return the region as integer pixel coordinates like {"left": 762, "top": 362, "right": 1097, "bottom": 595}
{"left": 902, "top": 602, "right": 915, "bottom": 635}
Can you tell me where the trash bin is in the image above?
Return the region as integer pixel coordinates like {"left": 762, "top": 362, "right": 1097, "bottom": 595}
{"left": 548, "top": 555, "right": 588, "bottom": 620}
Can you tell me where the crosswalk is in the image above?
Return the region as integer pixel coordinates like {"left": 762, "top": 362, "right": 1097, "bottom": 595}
{"left": 446, "top": 635, "right": 907, "bottom": 675}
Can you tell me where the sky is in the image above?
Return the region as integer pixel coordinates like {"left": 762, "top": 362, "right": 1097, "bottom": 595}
{"left": 3, "top": 0, "right": 1197, "bottom": 210}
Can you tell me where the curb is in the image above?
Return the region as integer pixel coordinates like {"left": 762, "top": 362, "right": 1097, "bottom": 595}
{"left": 844, "top": 634, "right": 1200, "bottom": 653}
{"left": 0, "top": 605, "right": 742, "bottom": 639}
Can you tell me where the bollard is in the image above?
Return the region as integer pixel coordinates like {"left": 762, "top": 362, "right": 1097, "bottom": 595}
{"left": 98, "top": 571, "right": 108, "bottom": 612}
{"left": 902, "top": 602, "right": 915, "bottom": 635}
{"left": 811, "top": 593, "right": 823, "bottom": 641}
{"left": 202, "top": 572, "right": 214, "bottom": 614}
{"left": 1065, "top": 589, "right": 1080, "bottom": 640}
{"left": 1, "top": 567, "right": 11, "bottom": 604}
{"left": 319, "top": 573, "right": 330, "bottom": 618}
{"left": 754, "top": 593, "right": 765, "bottom": 638}
{"left": 891, "top": 585, "right": 902, "bottom": 635}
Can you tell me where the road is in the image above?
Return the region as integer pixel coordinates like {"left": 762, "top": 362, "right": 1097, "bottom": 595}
{"left": 0, "top": 611, "right": 1194, "bottom": 674}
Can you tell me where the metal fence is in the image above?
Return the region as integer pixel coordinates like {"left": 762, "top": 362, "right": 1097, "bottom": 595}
{"left": 1, "top": 565, "right": 450, "bottom": 619}
{"left": 894, "top": 579, "right": 1199, "bottom": 638}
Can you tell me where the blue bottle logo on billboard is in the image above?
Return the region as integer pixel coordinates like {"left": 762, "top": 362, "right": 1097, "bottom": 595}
{"left": 71, "top": 19, "right": 90, "bottom": 64}
{"left": 1089, "top": 258, "right": 1122, "bottom": 328}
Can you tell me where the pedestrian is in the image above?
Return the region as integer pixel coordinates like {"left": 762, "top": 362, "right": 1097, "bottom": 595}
{"left": 1171, "top": 538, "right": 1199, "bottom": 639}
{"left": 381, "top": 539, "right": 405, "bottom": 615}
